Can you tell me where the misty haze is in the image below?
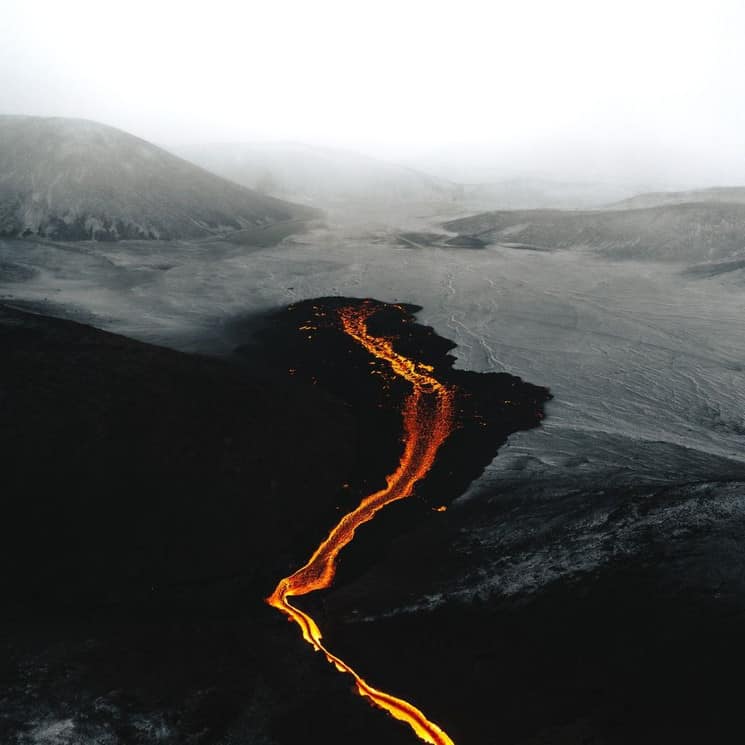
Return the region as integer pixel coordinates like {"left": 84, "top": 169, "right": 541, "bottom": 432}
{"left": 2, "top": 2, "right": 745, "bottom": 745}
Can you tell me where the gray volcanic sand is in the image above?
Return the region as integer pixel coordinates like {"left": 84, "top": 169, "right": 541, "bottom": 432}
{"left": 3, "top": 202, "right": 744, "bottom": 446}
{"left": 3, "top": 204, "right": 743, "bottom": 434}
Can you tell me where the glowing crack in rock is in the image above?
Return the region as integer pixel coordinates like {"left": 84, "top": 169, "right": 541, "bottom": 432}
{"left": 267, "top": 302, "right": 456, "bottom": 745}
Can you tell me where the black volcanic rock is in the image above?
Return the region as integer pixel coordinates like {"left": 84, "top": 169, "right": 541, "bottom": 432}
{"left": 1, "top": 297, "right": 548, "bottom": 745}
{"left": 0, "top": 115, "right": 318, "bottom": 241}
{"left": 2, "top": 297, "right": 547, "bottom": 745}
{"left": 235, "top": 297, "right": 745, "bottom": 745}
{"left": 13, "top": 296, "right": 740, "bottom": 744}
{"left": 0, "top": 303, "right": 355, "bottom": 609}
{"left": 239, "top": 298, "right": 550, "bottom": 602}
{"left": 1, "top": 302, "right": 443, "bottom": 745}
{"left": 238, "top": 298, "right": 549, "bottom": 552}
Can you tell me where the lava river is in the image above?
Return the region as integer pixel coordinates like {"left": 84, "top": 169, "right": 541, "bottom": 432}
{"left": 267, "top": 303, "right": 457, "bottom": 745}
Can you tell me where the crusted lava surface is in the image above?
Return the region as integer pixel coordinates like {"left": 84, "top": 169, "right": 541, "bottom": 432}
{"left": 243, "top": 296, "right": 550, "bottom": 575}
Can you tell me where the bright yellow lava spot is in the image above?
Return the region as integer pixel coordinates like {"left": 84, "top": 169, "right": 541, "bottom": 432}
{"left": 267, "top": 303, "right": 456, "bottom": 745}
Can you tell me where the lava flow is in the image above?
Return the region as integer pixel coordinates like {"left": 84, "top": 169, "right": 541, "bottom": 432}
{"left": 267, "top": 303, "right": 457, "bottom": 745}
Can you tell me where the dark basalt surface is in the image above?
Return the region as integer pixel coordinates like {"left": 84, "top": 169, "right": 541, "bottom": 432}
{"left": 0, "top": 297, "right": 548, "bottom": 745}
{"left": 240, "top": 297, "right": 745, "bottom": 745}
{"left": 241, "top": 297, "right": 550, "bottom": 589}
{"left": 0, "top": 302, "right": 357, "bottom": 610}
{"left": 1, "top": 297, "right": 551, "bottom": 745}
{"left": 8, "top": 296, "right": 741, "bottom": 744}
{"left": 1, "top": 301, "right": 429, "bottom": 745}
{"left": 318, "top": 477, "right": 745, "bottom": 744}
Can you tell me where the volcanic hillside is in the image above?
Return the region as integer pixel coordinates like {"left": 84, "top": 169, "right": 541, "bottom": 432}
{"left": 610, "top": 186, "right": 745, "bottom": 210}
{"left": 444, "top": 202, "right": 745, "bottom": 262}
{"left": 0, "top": 116, "right": 317, "bottom": 241}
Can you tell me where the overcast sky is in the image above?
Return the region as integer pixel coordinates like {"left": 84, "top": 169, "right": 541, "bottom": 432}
{"left": 3, "top": 0, "right": 745, "bottom": 185}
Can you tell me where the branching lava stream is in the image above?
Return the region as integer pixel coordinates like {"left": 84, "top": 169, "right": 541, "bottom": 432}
{"left": 267, "top": 303, "right": 457, "bottom": 745}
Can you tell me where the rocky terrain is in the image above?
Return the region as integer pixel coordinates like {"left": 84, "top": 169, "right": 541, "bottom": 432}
{"left": 3, "top": 285, "right": 743, "bottom": 745}
{"left": 0, "top": 302, "right": 409, "bottom": 745}
{"left": 0, "top": 303, "right": 362, "bottom": 608}
{"left": 0, "top": 116, "right": 317, "bottom": 241}
{"left": 1, "top": 298, "right": 550, "bottom": 745}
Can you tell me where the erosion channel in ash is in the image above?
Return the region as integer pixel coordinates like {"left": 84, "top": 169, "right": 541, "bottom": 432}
{"left": 252, "top": 298, "right": 550, "bottom": 744}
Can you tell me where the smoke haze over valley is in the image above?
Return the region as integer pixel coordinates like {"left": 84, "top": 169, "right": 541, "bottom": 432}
{"left": 4, "top": 0, "right": 745, "bottom": 189}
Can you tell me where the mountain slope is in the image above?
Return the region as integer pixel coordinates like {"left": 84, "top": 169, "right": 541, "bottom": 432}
{"left": 444, "top": 202, "right": 745, "bottom": 262}
{"left": 0, "top": 116, "right": 317, "bottom": 241}
{"left": 610, "top": 186, "right": 745, "bottom": 210}
{"left": 175, "top": 141, "right": 462, "bottom": 205}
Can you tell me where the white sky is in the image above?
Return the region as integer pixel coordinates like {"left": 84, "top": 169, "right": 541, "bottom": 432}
{"left": 2, "top": 0, "right": 745, "bottom": 185}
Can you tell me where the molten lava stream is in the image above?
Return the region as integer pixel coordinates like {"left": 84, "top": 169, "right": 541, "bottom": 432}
{"left": 266, "top": 304, "right": 457, "bottom": 745}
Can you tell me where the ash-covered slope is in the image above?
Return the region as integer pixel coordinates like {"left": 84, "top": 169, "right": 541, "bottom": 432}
{"left": 175, "top": 141, "right": 462, "bottom": 206}
{"left": 610, "top": 185, "right": 745, "bottom": 210}
{"left": 0, "top": 116, "right": 317, "bottom": 241}
{"left": 444, "top": 202, "right": 745, "bottom": 262}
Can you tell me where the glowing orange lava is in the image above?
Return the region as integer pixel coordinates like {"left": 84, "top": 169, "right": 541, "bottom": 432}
{"left": 267, "top": 303, "right": 457, "bottom": 745}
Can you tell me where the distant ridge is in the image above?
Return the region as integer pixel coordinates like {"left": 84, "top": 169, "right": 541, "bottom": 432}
{"left": 444, "top": 202, "right": 745, "bottom": 262}
{"left": 0, "top": 116, "right": 317, "bottom": 241}
{"left": 174, "top": 141, "right": 462, "bottom": 205}
{"left": 609, "top": 186, "right": 745, "bottom": 210}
